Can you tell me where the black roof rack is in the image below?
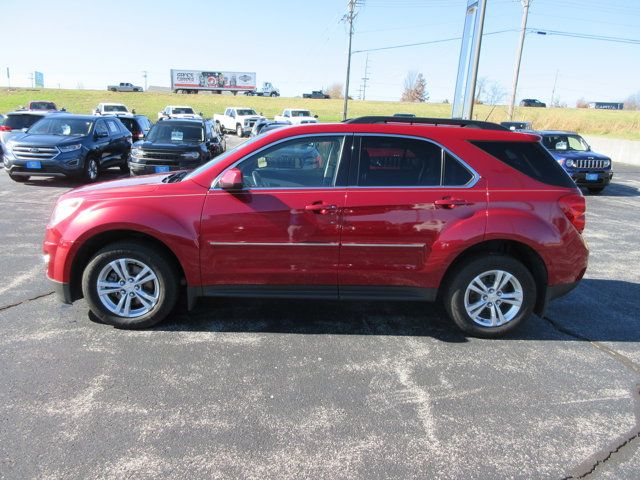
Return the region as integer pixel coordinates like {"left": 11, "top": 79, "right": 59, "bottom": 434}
{"left": 344, "top": 116, "right": 507, "bottom": 131}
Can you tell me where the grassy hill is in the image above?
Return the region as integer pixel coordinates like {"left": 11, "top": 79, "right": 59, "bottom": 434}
{"left": 2, "top": 87, "right": 639, "bottom": 140}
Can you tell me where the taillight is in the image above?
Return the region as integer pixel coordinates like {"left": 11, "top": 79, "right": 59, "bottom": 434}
{"left": 0, "top": 125, "right": 13, "bottom": 131}
{"left": 559, "top": 194, "right": 586, "bottom": 233}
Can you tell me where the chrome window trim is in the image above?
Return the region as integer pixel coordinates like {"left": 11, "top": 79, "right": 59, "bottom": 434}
{"left": 354, "top": 133, "right": 481, "bottom": 189}
{"left": 210, "top": 133, "right": 350, "bottom": 190}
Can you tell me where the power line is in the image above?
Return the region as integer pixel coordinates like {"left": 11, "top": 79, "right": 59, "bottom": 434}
{"left": 528, "top": 28, "right": 640, "bottom": 45}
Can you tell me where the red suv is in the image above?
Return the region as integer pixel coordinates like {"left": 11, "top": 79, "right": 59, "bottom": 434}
{"left": 43, "top": 117, "right": 588, "bottom": 337}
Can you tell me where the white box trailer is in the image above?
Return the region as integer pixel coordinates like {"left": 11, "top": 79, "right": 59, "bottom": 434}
{"left": 170, "top": 69, "right": 257, "bottom": 95}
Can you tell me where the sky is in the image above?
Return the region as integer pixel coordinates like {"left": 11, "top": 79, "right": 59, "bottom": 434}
{"left": 3, "top": 0, "right": 639, "bottom": 106}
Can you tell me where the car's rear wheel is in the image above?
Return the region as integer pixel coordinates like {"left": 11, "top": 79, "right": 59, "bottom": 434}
{"left": 236, "top": 124, "right": 243, "bottom": 137}
{"left": 83, "top": 155, "right": 100, "bottom": 183}
{"left": 9, "top": 174, "right": 29, "bottom": 182}
{"left": 270, "top": 92, "right": 277, "bottom": 97}
{"left": 82, "top": 241, "right": 178, "bottom": 329}
{"left": 588, "top": 187, "right": 605, "bottom": 194}
{"left": 443, "top": 254, "right": 536, "bottom": 338}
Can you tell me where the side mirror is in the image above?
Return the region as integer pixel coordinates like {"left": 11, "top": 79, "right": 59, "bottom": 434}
{"left": 219, "top": 168, "right": 243, "bottom": 190}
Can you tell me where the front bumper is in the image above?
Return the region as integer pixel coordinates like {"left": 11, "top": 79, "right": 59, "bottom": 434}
{"left": 4, "top": 154, "right": 84, "bottom": 178}
{"left": 568, "top": 170, "right": 613, "bottom": 187}
{"left": 129, "top": 159, "right": 201, "bottom": 176}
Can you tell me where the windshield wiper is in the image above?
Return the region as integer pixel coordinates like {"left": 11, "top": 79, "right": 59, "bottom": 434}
{"left": 162, "top": 171, "right": 188, "bottom": 183}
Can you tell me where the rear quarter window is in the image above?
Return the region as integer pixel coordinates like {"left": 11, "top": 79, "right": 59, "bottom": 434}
{"left": 5, "top": 114, "right": 43, "bottom": 130}
{"left": 471, "top": 140, "right": 575, "bottom": 188}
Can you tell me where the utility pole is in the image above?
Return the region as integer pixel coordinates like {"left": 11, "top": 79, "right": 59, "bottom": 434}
{"left": 28, "top": 72, "right": 34, "bottom": 88}
{"left": 342, "top": 0, "right": 359, "bottom": 120}
{"left": 507, "top": 0, "right": 531, "bottom": 120}
{"left": 361, "top": 53, "right": 370, "bottom": 101}
{"left": 6, "top": 67, "right": 10, "bottom": 88}
{"left": 142, "top": 70, "right": 148, "bottom": 91}
{"left": 550, "top": 68, "right": 559, "bottom": 106}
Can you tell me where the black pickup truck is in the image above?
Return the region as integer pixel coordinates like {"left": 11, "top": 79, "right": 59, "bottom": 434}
{"left": 302, "top": 90, "right": 330, "bottom": 99}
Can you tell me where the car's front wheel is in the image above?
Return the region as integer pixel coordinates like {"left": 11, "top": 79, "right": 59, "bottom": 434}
{"left": 236, "top": 124, "right": 243, "bottom": 137}
{"left": 82, "top": 241, "right": 179, "bottom": 329}
{"left": 83, "top": 155, "right": 100, "bottom": 183}
{"left": 443, "top": 254, "right": 536, "bottom": 338}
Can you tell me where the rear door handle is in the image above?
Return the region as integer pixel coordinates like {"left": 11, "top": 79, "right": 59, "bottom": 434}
{"left": 305, "top": 203, "right": 338, "bottom": 214}
{"left": 434, "top": 197, "right": 473, "bottom": 209}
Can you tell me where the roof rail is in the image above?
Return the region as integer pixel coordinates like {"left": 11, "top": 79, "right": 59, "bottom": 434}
{"left": 343, "top": 116, "right": 507, "bottom": 131}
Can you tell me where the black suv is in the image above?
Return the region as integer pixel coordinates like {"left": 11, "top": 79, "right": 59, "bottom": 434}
{"left": 117, "top": 114, "right": 153, "bottom": 142}
{"left": 3, "top": 114, "right": 132, "bottom": 183}
{"left": 128, "top": 119, "right": 224, "bottom": 175}
{"left": 520, "top": 99, "right": 546, "bottom": 108}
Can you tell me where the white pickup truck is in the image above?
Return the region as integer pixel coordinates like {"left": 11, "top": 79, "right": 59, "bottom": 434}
{"left": 93, "top": 103, "right": 131, "bottom": 116}
{"left": 274, "top": 109, "right": 319, "bottom": 125}
{"left": 108, "top": 82, "right": 143, "bottom": 92}
{"left": 213, "top": 107, "right": 265, "bottom": 137}
{"left": 158, "top": 105, "right": 203, "bottom": 120}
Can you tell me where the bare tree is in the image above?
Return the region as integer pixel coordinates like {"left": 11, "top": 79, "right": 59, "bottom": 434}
{"left": 325, "top": 83, "right": 344, "bottom": 100}
{"left": 576, "top": 97, "right": 588, "bottom": 108}
{"left": 475, "top": 77, "right": 488, "bottom": 104}
{"left": 624, "top": 92, "right": 640, "bottom": 110}
{"left": 485, "top": 81, "right": 507, "bottom": 105}
{"left": 401, "top": 71, "right": 428, "bottom": 103}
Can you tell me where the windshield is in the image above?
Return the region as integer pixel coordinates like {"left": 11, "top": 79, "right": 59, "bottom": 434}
{"left": 291, "top": 110, "right": 311, "bottom": 117}
{"left": 236, "top": 109, "right": 257, "bottom": 116}
{"left": 5, "top": 114, "right": 45, "bottom": 130}
{"left": 542, "top": 134, "right": 589, "bottom": 152}
{"left": 28, "top": 118, "right": 93, "bottom": 136}
{"left": 29, "top": 102, "right": 56, "bottom": 110}
{"left": 184, "top": 135, "right": 263, "bottom": 181}
{"left": 104, "top": 105, "right": 128, "bottom": 113}
{"left": 146, "top": 123, "right": 203, "bottom": 143}
{"left": 173, "top": 107, "right": 195, "bottom": 114}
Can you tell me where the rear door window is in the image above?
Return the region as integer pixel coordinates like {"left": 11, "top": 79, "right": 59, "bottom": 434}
{"left": 472, "top": 141, "right": 574, "bottom": 188}
{"left": 356, "top": 136, "right": 442, "bottom": 187}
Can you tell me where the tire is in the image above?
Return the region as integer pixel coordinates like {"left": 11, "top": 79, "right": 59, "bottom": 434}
{"left": 588, "top": 187, "right": 605, "bottom": 194}
{"left": 83, "top": 155, "right": 100, "bottom": 183}
{"left": 120, "top": 163, "right": 130, "bottom": 173}
{"left": 110, "top": 87, "right": 117, "bottom": 92}
{"left": 236, "top": 124, "right": 243, "bottom": 137}
{"left": 270, "top": 92, "right": 277, "bottom": 97}
{"left": 443, "top": 254, "right": 536, "bottom": 338}
{"left": 9, "top": 174, "right": 29, "bottom": 182}
{"left": 81, "top": 241, "right": 179, "bottom": 329}
{"left": 216, "top": 121, "right": 224, "bottom": 134}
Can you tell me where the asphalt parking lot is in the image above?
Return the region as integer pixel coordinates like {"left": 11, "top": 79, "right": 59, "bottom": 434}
{"left": 0, "top": 138, "right": 638, "bottom": 479}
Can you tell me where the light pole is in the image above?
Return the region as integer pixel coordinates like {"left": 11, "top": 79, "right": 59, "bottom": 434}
{"left": 342, "top": 0, "right": 358, "bottom": 121}
{"left": 507, "top": 0, "right": 531, "bottom": 120}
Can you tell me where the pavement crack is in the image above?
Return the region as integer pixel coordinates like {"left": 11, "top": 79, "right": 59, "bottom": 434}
{"left": 564, "top": 385, "right": 640, "bottom": 479}
{"left": 543, "top": 316, "right": 640, "bottom": 375}
{"left": 0, "top": 291, "right": 55, "bottom": 312}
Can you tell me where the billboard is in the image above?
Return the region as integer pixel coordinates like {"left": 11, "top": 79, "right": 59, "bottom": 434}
{"left": 34, "top": 71, "right": 44, "bottom": 88}
{"left": 170, "top": 70, "right": 256, "bottom": 91}
{"left": 451, "top": 0, "right": 487, "bottom": 119}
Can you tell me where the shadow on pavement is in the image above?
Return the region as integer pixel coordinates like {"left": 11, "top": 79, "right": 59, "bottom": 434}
{"left": 143, "top": 278, "right": 640, "bottom": 343}
{"left": 22, "top": 169, "right": 126, "bottom": 188}
{"left": 584, "top": 182, "right": 640, "bottom": 197}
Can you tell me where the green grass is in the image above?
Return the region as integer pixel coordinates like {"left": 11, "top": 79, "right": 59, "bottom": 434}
{"left": 2, "top": 87, "right": 639, "bottom": 140}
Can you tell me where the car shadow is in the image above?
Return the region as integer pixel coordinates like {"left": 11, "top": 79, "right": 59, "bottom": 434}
{"left": 583, "top": 182, "right": 640, "bottom": 197}
{"left": 148, "top": 278, "right": 640, "bottom": 344}
{"left": 22, "top": 169, "right": 127, "bottom": 188}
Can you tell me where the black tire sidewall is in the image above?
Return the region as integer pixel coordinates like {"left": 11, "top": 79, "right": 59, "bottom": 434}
{"left": 445, "top": 254, "right": 536, "bottom": 338}
{"left": 83, "top": 155, "right": 99, "bottom": 183}
{"left": 81, "top": 242, "right": 178, "bottom": 329}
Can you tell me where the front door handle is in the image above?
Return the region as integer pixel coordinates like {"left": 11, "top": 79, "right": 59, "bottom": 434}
{"left": 305, "top": 203, "right": 338, "bottom": 214}
{"left": 434, "top": 197, "right": 472, "bottom": 209}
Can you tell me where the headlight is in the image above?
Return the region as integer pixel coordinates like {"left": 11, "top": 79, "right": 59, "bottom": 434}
{"left": 49, "top": 198, "right": 83, "bottom": 226}
{"left": 131, "top": 148, "right": 143, "bottom": 157}
{"left": 181, "top": 151, "right": 200, "bottom": 159}
{"left": 565, "top": 159, "right": 575, "bottom": 168}
{"left": 59, "top": 144, "right": 82, "bottom": 153}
